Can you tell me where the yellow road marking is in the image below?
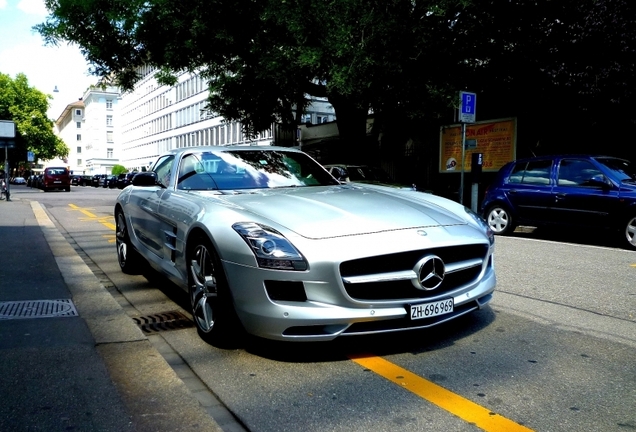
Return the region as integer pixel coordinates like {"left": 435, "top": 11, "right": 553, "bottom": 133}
{"left": 349, "top": 354, "right": 534, "bottom": 432}
{"left": 631, "top": 264, "right": 636, "bottom": 268}
{"left": 69, "top": 204, "right": 115, "bottom": 231}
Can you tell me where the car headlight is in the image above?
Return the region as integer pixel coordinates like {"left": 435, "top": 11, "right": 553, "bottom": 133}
{"left": 232, "top": 222, "right": 308, "bottom": 271}
{"left": 464, "top": 207, "right": 495, "bottom": 246}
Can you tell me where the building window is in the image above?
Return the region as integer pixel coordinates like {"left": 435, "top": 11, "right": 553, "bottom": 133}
{"left": 77, "top": 146, "right": 81, "bottom": 153}
{"left": 106, "top": 131, "right": 113, "bottom": 142}
{"left": 76, "top": 121, "right": 81, "bottom": 128}
{"left": 77, "top": 159, "right": 82, "bottom": 166}
{"left": 76, "top": 134, "right": 81, "bottom": 141}
{"left": 107, "top": 148, "right": 113, "bottom": 158}
{"left": 106, "top": 115, "right": 113, "bottom": 126}
{"left": 75, "top": 109, "right": 82, "bottom": 116}
{"left": 106, "top": 99, "right": 113, "bottom": 109}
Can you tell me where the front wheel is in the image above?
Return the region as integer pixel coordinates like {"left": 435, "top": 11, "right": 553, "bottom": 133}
{"left": 188, "top": 235, "right": 244, "bottom": 347}
{"left": 621, "top": 215, "right": 636, "bottom": 251}
{"left": 115, "top": 210, "right": 143, "bottom": 274}
{"left": 485, "top": 205, "right": 516, "bottom": 235}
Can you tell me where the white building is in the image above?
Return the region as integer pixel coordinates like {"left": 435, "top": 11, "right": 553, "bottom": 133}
{"left": 82, "top": 86, "right": 120, "bottom": 175}
{"left": 53, "top": 85, "right": 120, "bottom": 175}
{"left": 118, "top": 67, "right": 336, "bottom": 171}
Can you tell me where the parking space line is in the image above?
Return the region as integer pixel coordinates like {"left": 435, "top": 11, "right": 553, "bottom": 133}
{"left": 349, "top": 354, "right": 534, "bottom": 432}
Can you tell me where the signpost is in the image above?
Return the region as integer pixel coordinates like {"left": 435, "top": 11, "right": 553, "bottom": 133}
{"left": 458, "top": 92, "right": 476, "bottom": 205}
{"left": 0, "top": 120, "right": 16, "bottom": 201}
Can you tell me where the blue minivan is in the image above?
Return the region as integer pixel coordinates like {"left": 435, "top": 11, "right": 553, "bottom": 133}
{"left": 481, "top": 155, "right": 636, "bottom": 250}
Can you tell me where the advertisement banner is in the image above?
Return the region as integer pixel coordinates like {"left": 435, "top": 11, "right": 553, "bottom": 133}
{"left": 439, "top": 118, "right": 516, "bottom": 173}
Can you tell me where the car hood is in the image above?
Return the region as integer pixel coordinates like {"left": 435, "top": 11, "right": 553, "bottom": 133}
{"left": 195, "top": 186, "right": 467, "bottom": 239}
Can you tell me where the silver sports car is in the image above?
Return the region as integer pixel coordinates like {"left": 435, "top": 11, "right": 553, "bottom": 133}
{"left": 115, "top": 146, "right": 496, "bottom": 344}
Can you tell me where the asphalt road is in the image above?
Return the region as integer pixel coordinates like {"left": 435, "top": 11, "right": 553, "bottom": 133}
{"left": 15, "top": 184, "right": 636, "bottom": 432}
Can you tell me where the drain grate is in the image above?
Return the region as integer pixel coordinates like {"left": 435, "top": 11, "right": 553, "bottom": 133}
{"left": 132, "top": 310, "right": 194, "bottom": 333}
{"left": 0, "top": 299, "right": 79, "bottom": 320}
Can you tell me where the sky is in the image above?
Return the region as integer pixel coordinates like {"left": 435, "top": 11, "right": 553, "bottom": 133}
{"left": 0, "top": 0, "right": 98, "bottom": 119}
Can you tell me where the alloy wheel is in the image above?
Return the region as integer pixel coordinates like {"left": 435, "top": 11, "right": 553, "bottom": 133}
{"left": 190, "top": 243, "right": 218, "bottom": 333}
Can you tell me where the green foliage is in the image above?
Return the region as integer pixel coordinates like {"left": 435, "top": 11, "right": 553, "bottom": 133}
{"left": 0, "top": 72, "right": 69, "bottom": 163}
{"left": 111, "top": 164, "right": 127, "bottom": 175}
{"left": 35, "top": 0, "right": 636, "bottom": 158}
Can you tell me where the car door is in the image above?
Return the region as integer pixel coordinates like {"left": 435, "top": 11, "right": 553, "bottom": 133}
{"left": 504, "top": 158, "right": 555, "bottom": 224}
{"left": 550, "top": 158, "right": 619, "bottom": 227}
{"left": 127, "top": 155, "right": 175, "bottom": 259}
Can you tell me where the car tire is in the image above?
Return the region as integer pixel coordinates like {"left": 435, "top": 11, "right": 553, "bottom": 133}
{"left": 621, "top": 214, "right": 636, "bottom": 250}
{"left": 485, "top": 205, "right": 516, "bottom": 235}
{"left": 115, "top": 210, "right": 143, "bottom": 274}
{"left": 188, "top": 234, "right": 244, "bottom": 348}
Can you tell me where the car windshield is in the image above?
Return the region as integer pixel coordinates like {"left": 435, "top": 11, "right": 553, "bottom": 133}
{"left": 596, "top": 157, "right": 636, "bottom": 183}
{"left": 174, "top": 149, "right": 340, "bottom": 191}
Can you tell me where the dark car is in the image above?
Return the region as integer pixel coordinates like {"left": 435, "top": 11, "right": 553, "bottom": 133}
{"left": 116, "top": 172, "right": 137, "bottom": 189}
{"left": 103, "top": 175, "right": 117, "bottom": 188}
{"left": 481, "top": 154, "right": 636, "bottom": 250}
{"left": 70, "top": 175, "right": 82, "bottom": 186}
{"left": 92, "top": 174, "right": 107, "bottom": 187}
{"left": 41, "top": 167, "right": 71, "bottom": 192}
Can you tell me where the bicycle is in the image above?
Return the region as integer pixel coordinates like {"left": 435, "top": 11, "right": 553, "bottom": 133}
{"left": 0, "top": 179, "right": 8, "bottom": 201}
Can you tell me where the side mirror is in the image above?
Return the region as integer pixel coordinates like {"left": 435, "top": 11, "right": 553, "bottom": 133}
{"left": 132, "top": 171, "right": 159, "bottom": 187}
{"left": 589, "top": 174, "right": 611, "bottom": 188}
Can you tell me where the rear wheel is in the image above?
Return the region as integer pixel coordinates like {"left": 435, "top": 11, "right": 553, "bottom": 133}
{"left": 486, "top": 205, "right": 516, "bottom": 235}
{"left": 115, "top": 209, "right": 143, "bottom": 274}
{"left": 621, "top": 215, "right": 636, "bottom": 250}
{"left": 188, "top": 235, "right": 244, "bottom": 347}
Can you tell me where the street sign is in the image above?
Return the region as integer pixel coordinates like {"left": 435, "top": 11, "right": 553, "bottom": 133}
{"left": 0, "top": 139, "right": 15, "bottom": 148}
{"left": 459, "top": 91, "right": 477, "bottom": 123}
{"left": 0, "top": 120, "right": 16, "bottom": 138}
{"left": 28, "top": 151, "right": 35, "bottom": 162}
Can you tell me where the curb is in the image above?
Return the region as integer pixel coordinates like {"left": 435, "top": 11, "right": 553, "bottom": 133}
{"left": 30, "top": 201, "right": 224, "bottom": 432}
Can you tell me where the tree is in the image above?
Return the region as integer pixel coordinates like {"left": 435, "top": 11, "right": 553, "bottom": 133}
{"left": 36, "top": 0, "right": 636, "bottom": 164}
{"left": 0, "top": 73, "right": 69, "bottom": 165}
{"left": 111, "top": 164, "right": 127, "bottom": 175}
{"left": 36, "top": 0, "right": 472, "bottom": 162}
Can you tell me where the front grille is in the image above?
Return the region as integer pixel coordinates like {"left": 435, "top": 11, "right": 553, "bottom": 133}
{"left": 340, "top": 244, "right": 488, "bottom": 302}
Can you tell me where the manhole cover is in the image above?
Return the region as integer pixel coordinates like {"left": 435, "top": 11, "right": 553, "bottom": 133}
{"left": 0, "top": 299, "right": 79, "bottom": 320}
{"left": 132, "top": 310, "right": 194, "bottom": 333}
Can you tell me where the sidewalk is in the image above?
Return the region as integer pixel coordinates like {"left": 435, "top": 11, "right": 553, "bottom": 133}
{"left": 0, "top": 193, "right": 223, "bottom": 431}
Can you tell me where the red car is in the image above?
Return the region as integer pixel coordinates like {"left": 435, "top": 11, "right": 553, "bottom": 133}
{"left": 42, "top": 167, "right": 71, "bottom": 192}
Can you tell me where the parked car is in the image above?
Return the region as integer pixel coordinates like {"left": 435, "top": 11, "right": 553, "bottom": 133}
{"left": 33, "top": 174, "right": 43, "bottom": 189}
{"left": 103, "top": 175, "right": 118, "bottom": 188}
{"left": 41, "top": 167, "right": 71, "bottom": 192}
{"left": 10, "top": 177, "right": 26, "bottom": 185}
{"left": 481, "top": 154, "right": 636, "bottom": 250}
{"left": 325, "top": 164, "right": 417, "bottom": 190}
{"left": 116, "top": 172, "right": 137, "bottom": 189}
{"left": 115, "top": 146, "right": 496, "bottom": 345}
{"left": 92, "top": 174, "right": 107, "bottom": 187}
{"left": 70, "top": 175, "right": 82, "bottom": 186}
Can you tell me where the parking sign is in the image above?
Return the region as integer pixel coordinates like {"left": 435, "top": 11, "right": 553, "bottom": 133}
{"left": 459, "top": 91, "right": 477, "bottom": 123}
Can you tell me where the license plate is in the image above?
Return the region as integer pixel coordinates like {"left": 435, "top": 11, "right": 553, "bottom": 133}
{"left": 54, "top": 181, "right": 61, "bottom": 183}
{"left": 410, "top": 298, "right": 453, "bottom": 320}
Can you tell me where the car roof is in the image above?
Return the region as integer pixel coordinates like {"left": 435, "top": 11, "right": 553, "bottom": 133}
{"left": 512, "top": 154, "right": 627, "bottom": 163}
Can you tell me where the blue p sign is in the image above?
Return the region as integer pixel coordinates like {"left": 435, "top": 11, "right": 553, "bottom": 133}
{"left": 459, "top": 91, "right": 477, "bottom": 123}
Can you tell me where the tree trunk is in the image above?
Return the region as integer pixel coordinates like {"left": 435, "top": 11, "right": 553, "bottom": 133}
{"left": 328, "top": 95, "right": 375, "bottom": 165}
